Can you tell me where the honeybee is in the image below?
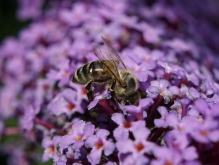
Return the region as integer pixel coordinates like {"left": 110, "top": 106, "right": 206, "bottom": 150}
{"left": 72, "top": 37, "right": 140, "bottom": 105}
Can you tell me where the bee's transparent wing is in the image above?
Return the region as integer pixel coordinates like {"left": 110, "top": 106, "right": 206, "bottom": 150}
{"left": 101, "top": 36, "right": 127, "bottom": 70}
{"left": 92, "top": 41, "right": 125, "bottom": 86}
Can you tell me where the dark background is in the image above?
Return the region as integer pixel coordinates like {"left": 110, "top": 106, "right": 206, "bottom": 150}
{"left": 0, "top": 0, "right": 30, "bottom": 42}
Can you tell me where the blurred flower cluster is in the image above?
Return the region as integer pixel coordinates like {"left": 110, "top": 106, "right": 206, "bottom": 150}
{"left": 1, "top": 0, "right": 219, "bottom": 165}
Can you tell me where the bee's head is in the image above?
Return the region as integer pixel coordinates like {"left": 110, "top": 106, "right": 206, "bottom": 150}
{"left": 121, "top": 91, "right": 141, "bottom": 106}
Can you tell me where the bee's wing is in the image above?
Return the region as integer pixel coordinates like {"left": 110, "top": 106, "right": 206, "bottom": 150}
{"left": 92, "top": 39, "right": 125, "bottom": 86}
{"left": 101, "top": 36, "right": 127, "bottom": 70}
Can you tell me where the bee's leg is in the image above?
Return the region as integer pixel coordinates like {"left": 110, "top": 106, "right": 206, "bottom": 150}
{"left": 85, "top": 80, "right": 94, "bottom": 102}
{"left": 109, "top": 79, "right": 116, "bottom": 99}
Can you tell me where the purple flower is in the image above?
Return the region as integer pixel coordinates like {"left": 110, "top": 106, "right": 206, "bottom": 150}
{"left": 87, "top": 91, "right": 111, "bottom": 110}
{"left": 69, "top": 82, "right": 88, "bottom": 101}
{"left": 135, "top": 22, "right": 163, "bottom": 44}
{"left": 47, "top": 88, "right": 84, "bottom": 116}
{"left": 85, "top": 129, "right": 115, "bottom": 165}
{"left": 168, "top": 115, "right": 199, "bottom": 134}
{"left": 200, "top": 80, "right": 219, "bottom": 96}
{"left": 192, "top": 99, "right": 210, "bottom": 117}
{"left": 20, "top": 105, "right": 40, "bottom": 130}
{"left": 151, "top": 146, "right": 182, "bottom": 165}
{"left": 112, "top": 113, "right": 145, "bottom": 140}
{"left": 104, "top": 162, "right": 117, "bottom": 165}
{"left": 17, "top": 0, "right": 44, "bottom": 20}
{"left": 46, "top": 58, "right": 73, "bottom": 87}
{"left": 119, "top": 98, "right": 154, "bottom": 115}
{"left": 165, "top": 132, "right": 198, "bottom": 161}
{"left": 42, "top": 136, "right": 61, "bottom": 162}
{"left": 158, "top": 61, "right": 186, "bottom": 79}
{"left": 54, "top": 156, "right": 67, "bottom": 165}
{"left": 170, "top": 99, "right": 182, "bottom": 114}
{"left": 116, "top": 127, "right": 154, "bottom": 164}
{"left": 59, "top": 120, "right": 95, "bottom": 150}
{"left": 147, "top": 79, "right": 176, "bottom": 104}
{"left": 119, "top": 154, "right": 149, "bottom": 165}
{"left": 59, "top": 3, "right": 88, "bottom": 26}
{"left": 146, "top": 86, "right": 160, "bottom": 98}
{"left": 121, "top": 46, "right": 161, "bottom": 67}
{"left": 210, "top": 102, "right": 219, "bottom": 117}
{"left": 123, "top": 56, "right": 154, "bottom": 82}
{"left": 187, "top": 87, "right": 200, "bottom": 100}
{"left": 207, "top": 94, "right": 219, "bottom": 104}
{"left": 190, "top": 117, "right": 219, "bottom": 143}
{"left": 164, "top": 39, "right": 198, "bottom": 57}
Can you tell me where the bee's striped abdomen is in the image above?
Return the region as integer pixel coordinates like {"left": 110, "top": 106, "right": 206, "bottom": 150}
{"left": 72, "top": 62, "right": 92, "bottom": 85}
{"left": 72, "top": 60, "right": 114, "bottom": 85}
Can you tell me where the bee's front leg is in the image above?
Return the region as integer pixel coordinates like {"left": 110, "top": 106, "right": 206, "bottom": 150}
{"left": 85, "top": 80, "right": 94, "bottom": 102}
{"left": 109, "top": 79, "right": 116, "bottom": 99}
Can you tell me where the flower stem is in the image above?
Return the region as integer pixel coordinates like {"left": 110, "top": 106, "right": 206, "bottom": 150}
{"left": 34, "top": 117, "right": 66, "bottom": 136}
{"left": 146, "top": 95, "right": 163, "bottom": 127}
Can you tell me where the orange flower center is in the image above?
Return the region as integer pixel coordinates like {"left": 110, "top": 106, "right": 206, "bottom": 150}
{"left": 96, "top": 141, "right": 103, "bottom": 149}
{"left": 76, "top": 135, "right": 82, "bottom": 141}
{"left": 62, "top": 50, "right": 68, "bottom": 56}
{"left": 200, "top": 130, "right": 208, "bottom": 136}
{"left": 62, "top": 71, "right": 68, "bottom": 77}
{"left": 178, "top": 126, "right": 183, "bottom": 132}
{"left": 67, "top": 103, "right": 75, "bottom": 111}
{"left": 165, "top": 160, "right": 173, "bottom": 165}
{"left": 176, "top": 108, "right": 182, "bottom": 114}
{"left": 123, "top": 121, "right": 131, "bottom": 128}
{"left": 135, "top": 143, "right": 144, "bottom": 152}
{"left": 49, "top": 146, "right": 55, "bottom": 153}
{"left": 145, "top": 57, "right": 150, "bottom": 62}
{"left": 161, "top": 91, "right": 166, "bottom": 96}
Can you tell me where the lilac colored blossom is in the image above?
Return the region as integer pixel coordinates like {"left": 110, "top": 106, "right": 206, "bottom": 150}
{"left": 190, "top": 117, "right": 219, "bottom": 143}
{"left": 158, "top": 61, "right": 186, "bottom": 79}
{"left": 151, "top": 147, "right": 182, "bottom": 165}
{"left": 55, "top": 156, "right": 67, "bottom": 165}
{"left": 42, "top": 136, "right": 61, "bottom": 162}
{"left": 59, "top": 3, "right": 89, "bottom": 26}
{"left": 46, "top": 57, "right": 74, "bottom": 87}
{"left": 154, "top": 106, "right": 178, "bottom": 128}
{"left": 20, "top": 105, "right": 39, "bottom": 130}
{"left": 147, "top": 79, "right": 175, "bottom": 104}
{"left": 69, "top": 82, "right": 88, "bottom": 101}
{"left": 116, "top": 127, "right": 154, "bottom": 164}
{"left": 187, "top": 87, "right": 200, "bottom": 100}
{"left": 17, "top": 0, "right": 44, "bottom": 20}
{"left": 87, "top": 91, "right": 111, "bottom": 110}
{"left": 112, "top": 113, "right": 145, "bottom": 140}
{"left": 134, "top": 22, "right": 163, "bottom": 44}
{"left": 104, "top": 162, "right": 117, "bottom": 165}
{"left": 119, "top": 98, "right": 154, "bottom": 114}
{"left": 85, "top": 129, "right": 115, "bottom": 165}
{"left": 59, "top": 120, "right": 95, "bottom": 150}
{"left": 123, "top": 56, "right": 154, "bottom": 82}
{"left": 170, "top": 99, "right": 182, "bottom": 114}
{"left": 47, "top": 88, "right": 84, "bottom": 116}
{"left": 119, "top": 154, "right": 149, "bottom": 165}
{"left": 164, "top": 132, "right": 198, "bottom": 161}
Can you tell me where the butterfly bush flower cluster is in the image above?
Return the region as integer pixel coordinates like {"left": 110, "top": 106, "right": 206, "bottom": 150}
{"left": 1, "top": 0, "right": 219, "bottom": 164}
